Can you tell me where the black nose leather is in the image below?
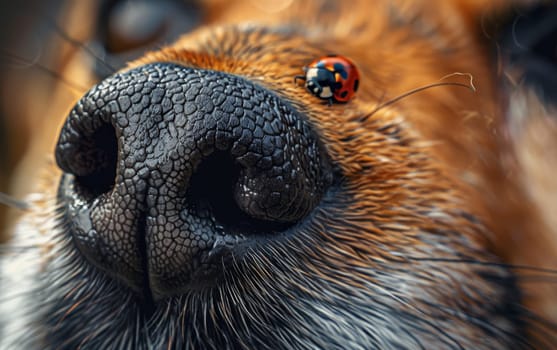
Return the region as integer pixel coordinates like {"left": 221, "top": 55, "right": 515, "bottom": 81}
{"left": 55, "top": 63, "right": 332, "bottom": 299}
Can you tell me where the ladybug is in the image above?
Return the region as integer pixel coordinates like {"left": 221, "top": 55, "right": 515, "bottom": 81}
{"left": 295, "top": 54, "right": 360, "bottom": 104}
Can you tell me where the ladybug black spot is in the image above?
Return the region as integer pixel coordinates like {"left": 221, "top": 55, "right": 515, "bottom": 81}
{"left": 353, "top": 79, "right": 359, "bottom": 92}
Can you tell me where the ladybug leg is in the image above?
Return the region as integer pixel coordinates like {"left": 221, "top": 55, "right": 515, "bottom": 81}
{"left": 294, "top": 75, "right": 306, "bottom": 85}
{"left": 327, "top": 98, "right": 333, "bottom": 106}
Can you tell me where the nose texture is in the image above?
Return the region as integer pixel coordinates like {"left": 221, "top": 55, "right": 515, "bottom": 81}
{"left": 55, "top": 63, "right": 332, "bottom": 298}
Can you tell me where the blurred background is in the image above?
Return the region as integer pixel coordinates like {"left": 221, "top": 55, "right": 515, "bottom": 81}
{"left": 0, "top": 0, "right": 67, "bottom": 241}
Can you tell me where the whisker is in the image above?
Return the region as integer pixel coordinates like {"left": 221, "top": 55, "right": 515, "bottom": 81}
{"left": 0, "top": 43, "right": 43, "bottom": 69}
{"left": 407, "top": 257, "right": 557, "bottom": 276}
{"left": 360, "top": 72, "right": 476, "bottom": 122}
{"left": 0, "top": 191, "right": 29, "bottom": 211}
{"left": 0, "top": 287, "right": 40, "bottom": 304}
{"left": 0, "top": 245, "right": 42, "bottom": 254}
{"left": 421, "top": 300, "right": 536, "bottom": 349}
{"left": 511, "top": 14, "right": 528, "bottom": 51}
{"left": 46, "top": 19, "right": 116, "bottom": 75}
{"left": 0, "top": 50, "right": 90, "bottom": 93}
{"left": 517, "top": 275, "right": 557, "bottom": 283}
{"left": 373, "top": 284, "right": 466, "bottom": 349}
{"left": 515, "top": 306, "right": 557, "bottom": 348}
{"left": 5, "top": 6, "right": 115, "bottom": 75}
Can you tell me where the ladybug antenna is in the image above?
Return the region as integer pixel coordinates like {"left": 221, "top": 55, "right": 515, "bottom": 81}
{"left": 360, "top": 72, "right": 476, "bottom": 122}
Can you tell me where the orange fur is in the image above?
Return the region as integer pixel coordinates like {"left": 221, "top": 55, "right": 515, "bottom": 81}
{"left": 1, "top": 0, "right": 556, "bottom": 347}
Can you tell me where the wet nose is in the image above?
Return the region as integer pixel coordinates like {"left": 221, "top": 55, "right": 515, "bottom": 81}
{"left": 55, "top": 63, "right": 332, "bottom": 299}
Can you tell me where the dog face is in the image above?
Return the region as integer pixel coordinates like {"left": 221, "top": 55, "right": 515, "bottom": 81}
{"left": 1, "top": 1, "right": 556, "bottom": 349}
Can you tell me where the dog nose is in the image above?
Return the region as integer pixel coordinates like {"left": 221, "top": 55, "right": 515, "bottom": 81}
{"left": 55, "top": 63, "right": 333, "bottom": 299}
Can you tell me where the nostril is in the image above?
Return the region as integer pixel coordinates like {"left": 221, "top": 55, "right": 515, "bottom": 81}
{"left": 76, "top": 123, "right": 118, "bottom": 197}
{"left": 186, "top": 151, "right": 293, "bottom": 236}
{"left": 56, "top": 118, "right": 118, "bottom": 198}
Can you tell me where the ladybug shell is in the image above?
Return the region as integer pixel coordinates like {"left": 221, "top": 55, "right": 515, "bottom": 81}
{"left": 307, "top": 55, "right": 360, "bottom": 103}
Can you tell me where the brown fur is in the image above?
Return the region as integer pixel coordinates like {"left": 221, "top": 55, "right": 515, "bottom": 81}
{"left": 1, "top": 0, "right": 556, "bottom": 348}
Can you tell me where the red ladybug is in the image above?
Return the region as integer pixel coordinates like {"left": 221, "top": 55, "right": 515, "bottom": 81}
{"left": 295, "top": 55, "right": 360, "bottom": 104}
